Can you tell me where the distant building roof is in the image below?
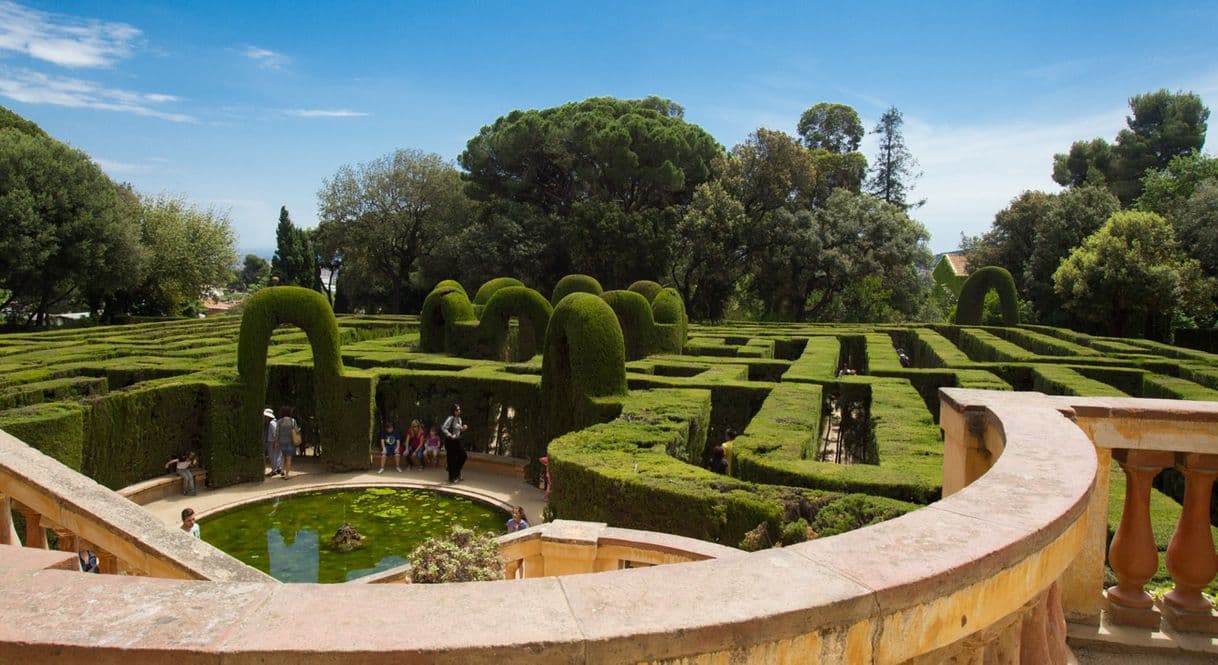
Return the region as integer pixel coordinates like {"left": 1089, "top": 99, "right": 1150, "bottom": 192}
{"left": 940, "top": 252, "right": 969, "bottom": 276}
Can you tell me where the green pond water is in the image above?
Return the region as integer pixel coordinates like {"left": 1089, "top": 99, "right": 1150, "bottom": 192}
{"left": 200, "top": 487, "right": 508, "bottom": 583}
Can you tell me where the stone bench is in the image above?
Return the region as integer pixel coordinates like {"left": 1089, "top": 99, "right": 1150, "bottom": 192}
{"left": 118, "top": 469, "right": 207, "bottom": 506}
{"left": 463, "top": 451, "right": 526, "bottom": 480}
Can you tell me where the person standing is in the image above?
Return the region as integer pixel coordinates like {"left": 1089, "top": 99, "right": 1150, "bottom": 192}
{"left": 442, "top": 403, "right": 469, "bottom": 483}
{"left": 263, "top": 408, "right": 281, "bottom": 477}
{"left": 276, "top": 406, "right": 299, "bottom": 479}
{"left": 180, "top": 508, "right": 200, "bottom": 538}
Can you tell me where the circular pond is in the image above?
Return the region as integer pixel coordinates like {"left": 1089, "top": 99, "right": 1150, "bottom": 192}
{"left": 200, "top": 487, "right": 509, "bottom": 583}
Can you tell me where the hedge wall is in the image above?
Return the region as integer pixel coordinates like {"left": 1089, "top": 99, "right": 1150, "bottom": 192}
{"left": 551, "top": 273, "right": 603, "bottom": 306}
{"left": 541, "top": 292, "right": 628, "bottom": 441}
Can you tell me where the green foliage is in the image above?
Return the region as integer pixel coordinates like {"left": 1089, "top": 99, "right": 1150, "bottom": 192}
{"left": 627, "top": 280, "right": 664, "bottom": 303}
{"left": 0, "top": 402, "right": 84, "bottom": 470}
{"left": 1053, "top": 211, "right": 1215, "bottom": 338}
{"left": 317, "top": 149, "right": 471, "bottom": 313}
{"left": 271, "top": 207, "right": 319, "bottom": 290}
{"left": 541, "top": 292, "right": 628, "bottom": 440}
{"left": 460, "top": 96, "right": 720, "bottom": 215}
{"left": 418, "top": 285, "right": 477, "bottom": 353}
{"left": 408, "top": 526, "right": 504, "bottom": 583}
{"left": 865, "top": 106, "right": 922, "bottom": 210}
{"left": 1054, "top": 89, "right": 1210, "bottom": 205}
{"left": 797, "top": 102, "right": 864, "bottom": 154}
{"left": 477, "top": 286, "right": 552, "bottom": 360}
{"left": 0, "top": 125, "right": 140, "bottom": 325}
{"left": 472, "top": 277, "right": 524, "bottom": 306}
{"left": 237, "top": 286, "right": 353, "bottom": 471}
{"left": 550, "top": 274, "right": 603, "bottom": 306}
{"left": 668, "top": 181, "right": 746, "bottom": 320}
{"left": 954, "top": 266, "right": 1019, "bottom": 326}
{"left": 117, "top": 194, "right": 237, "bottom": 316}
{"left": 600, "top": 290, "right": 655, "bottom": 360}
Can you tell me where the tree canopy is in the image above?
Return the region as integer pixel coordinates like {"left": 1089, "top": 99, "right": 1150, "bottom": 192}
{"left": 1053, "top": 90, "right": 1209, "bottom": 205}
{"left": 865, "top": 106, "right": 922, "bottom": 210}
{"left": 797, "top": 102, "right": 864, "bottom": 153}
{"left": 1053, "top": 211, "right": 1214, "bottom": 337}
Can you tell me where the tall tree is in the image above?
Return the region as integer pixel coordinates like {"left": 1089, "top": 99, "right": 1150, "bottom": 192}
{"left": 1053, "top": 211, "right": 1214, "bottom": 337}
{"left": 720, "top": 129, "right": 817, "bottom": 221}
{"left": 113, "top": 194, "right": 238, "bottom": 316}
{"left": 318, "top": 149, "right": 471, "bottom": 313}
{"left": 1053, "top": 90, "right": 1209, "bottom": 205}
{"left": 271, "top": 207, "right": 317, "bottom": 288}
{"left": 0, "top": 124, "right": 140, "bottom": 324}
{"left": 669, "top": 181, "right": 747, "bottom": 320}
{"left": 237, "top": 254, "right": 270, "bottom": 290}
{"left": 797, "top": 102, "right": 864, "bottom": 153}
{"left": 865, "top": 106, "right": 923, "bottom": 210}
{"left": 459, "top": 96, "right": 721, "bottom": 216}
{"left": 1023, "top": 185, "right": 1120, "bottom": 322}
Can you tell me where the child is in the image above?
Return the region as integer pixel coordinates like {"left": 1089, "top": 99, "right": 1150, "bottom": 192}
{"left": 165, "top": 452, "right": 198, "bottom": 495}
{"left": 180, "top": 507, "right": 200, "bottom": 538}
{"left": 506, "top": 506, "right": 529, "bottom": 533}
{"left": 405, "top": 420, "right": 426, "bottom": 469}
{"left": 424, "top": 425, "right": 442, "bottom": 467}
{"left": 379, "top": 420, "right": 401, "bottom": 473}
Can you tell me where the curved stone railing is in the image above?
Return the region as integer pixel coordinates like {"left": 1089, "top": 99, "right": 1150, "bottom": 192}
{"left": 942, "top": 389, "right": 1218, "bottom": 643}
{"left": 352, "top": 521, "right": 743, "bottom": 584}
{"left": 0, "top": 389, "right": 1097, "bottom": 663}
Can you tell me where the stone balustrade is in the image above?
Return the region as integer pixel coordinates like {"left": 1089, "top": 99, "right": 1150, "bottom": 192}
{"left": 940, "top": 389, "right": 1218, "bottom": 640}
{"left": 0, "top": 389, "right": 1099, "bottom": 662}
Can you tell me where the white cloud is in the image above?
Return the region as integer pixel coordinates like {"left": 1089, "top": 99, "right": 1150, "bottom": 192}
{"left": 885, "top": 108, "right": 1129, "bottom": 251}
{"left": 0, "top": 67, "right": 194, "bottom": 122}
{"left": 243, "top": 45, "right": 289, "bottom": 70}
{"left": 285, "top": 108, "right": 369, "bottom": 118}
{"left": 0, "top": 1, "right": 140, "bottom": 68}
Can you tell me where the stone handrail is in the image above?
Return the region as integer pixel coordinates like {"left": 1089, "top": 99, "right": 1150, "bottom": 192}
{"left": 0, "top": 390, "right": 1096, "bottom": 662}
{"left": 0, "top": 429, "right": 271, "bottom": 582}
{"left": 940, "top": 389, "right": 1218, "bottom": 639}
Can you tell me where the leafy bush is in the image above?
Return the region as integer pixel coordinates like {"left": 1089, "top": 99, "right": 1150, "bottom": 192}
{"left": 408, "top": 526, "right": 504, "bottom": 583}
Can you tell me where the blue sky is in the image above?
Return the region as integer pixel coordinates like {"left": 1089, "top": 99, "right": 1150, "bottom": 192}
{"left": 2, "top": 1, "right": 1216, "bottom": 254}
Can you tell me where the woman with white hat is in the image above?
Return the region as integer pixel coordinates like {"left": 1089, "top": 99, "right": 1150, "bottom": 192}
{"left": 263, "top": 408, "right": 281, "bottom": 477}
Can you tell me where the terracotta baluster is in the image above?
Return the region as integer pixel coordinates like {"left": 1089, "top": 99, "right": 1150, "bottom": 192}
{"left": 50, "top": 527, "right": 77, "bottom": 553}
{"left": 1162, "top": 453, "right": 1218, "bottom": 617}
{"left": 1105, "top": 449, "right": 1172, "bottom": 622}
{"left": 14, "top": 506, "right": 48, "bottom": 549}
{"left": 0, "top": 495, "right": 13, "bottom": 546}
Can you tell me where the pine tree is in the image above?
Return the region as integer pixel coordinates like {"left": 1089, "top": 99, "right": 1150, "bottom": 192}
{"left": 865, "top": 106, "right": 923, "bottom": 210}
{"left": 271, "top": 206, "right": 318, "bottom": 288}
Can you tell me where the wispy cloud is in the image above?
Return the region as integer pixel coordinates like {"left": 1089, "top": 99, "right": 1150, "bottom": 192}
{"left": 243, "top": 45, "right": 289, "bottom": 70}
{"left": 0, "top": 1, "right": 140, "bottom": 68}
{"left": 285, "top": 108, "right": 369, "bottom": 118}
{"left": 93, "top": 156, "right": 167, "bottom": 175}
{"left": 883, "top": 107, "right": 1130, "bottom": 250}
{"left": 0, "top": 67, "right": 194, "bottom": 122}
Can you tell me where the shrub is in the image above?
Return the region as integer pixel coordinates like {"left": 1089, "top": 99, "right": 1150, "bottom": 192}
{"left": 550, "top": 274, "right": 603, "bottom": 306}
{"left": 954, "top": 266, "right": 1019, "bottom": 326}
{"left": 408, "top": 526, "right": 504, "bottom": 583}
{"left": 541, "top": 292, "right": 628, "bottom": 440}
{"left": 627, "top": 280, "right": 664, "bottom": 303}
{"left": 472, "top": 277, "right": 524, "bottom": 306}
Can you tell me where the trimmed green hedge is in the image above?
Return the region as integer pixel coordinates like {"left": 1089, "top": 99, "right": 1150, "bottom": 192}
{"left": 541, "top": 292, "right": 628, "bottom": 441}
{"left": 551, "top": 273, "right": 603, "bottom": 306}
{"left": 627, "top": 279, "right": 664, "bottom": 303}
{"left": 472, "top": 277, "right": 524, "bottom": 306}
{"left": 954, "top": 266, "right": 1019, "bottom": 326}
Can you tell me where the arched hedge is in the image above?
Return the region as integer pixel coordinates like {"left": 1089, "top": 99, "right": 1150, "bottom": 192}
{"left": 600, "top": 290, "right": 655, "bottom": 360}
{"left": 478, "top": 286, "right": 553, "bottom": 361}
{"left": 236, "top": 287, "right": 349, "bottom": 472}
{"left": 473, "top": 277, "right": 524, "bottom": 306}
{"left": 551, "top": 274, "right": 603, "bottom": 306}
{"left": 954, "top": 266, "right": 1019, "bottom": 326}
{"left": 627, "top": 279, "right": 664, "bottom": 303}
{"left": 541, "top": 292, "right": 628, "bottom": 440}
{"left": 652, "top": 287, "right": 688, "bottom": 354}
{"left": 419, "top": 284, "right": 477, "bottom": 353}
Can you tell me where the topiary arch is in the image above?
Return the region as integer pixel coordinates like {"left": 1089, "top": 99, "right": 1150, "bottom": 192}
{"left": 237, "top": 287, "right": 348, "bottom": 473}
{"left": 541, "top": 292, "right": 628, "bottom": 441}
{"left": 953, "top": 266, "right": 1019, "bottom": 326}
{"left": 551, "top": 274, "right": 604, "bottom": 306}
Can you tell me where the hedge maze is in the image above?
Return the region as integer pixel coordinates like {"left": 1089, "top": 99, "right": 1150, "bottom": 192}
{"left": 3, "top": 279, "right": 1218, "bottom": 561}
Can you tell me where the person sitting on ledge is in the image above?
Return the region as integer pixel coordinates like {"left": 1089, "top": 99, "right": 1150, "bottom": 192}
{"left": 165, "top": 451, "right": 198, "bottom": 495}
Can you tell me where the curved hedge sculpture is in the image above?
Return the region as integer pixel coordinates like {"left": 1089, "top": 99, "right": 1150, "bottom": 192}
{"left": 627, "top": 280, "right": 664, "bottom": 303}
{"left": 598, "top": 288, "right": 688, "bottom": 360}
{"left": 237, "top": 287, "right": 346, "bottom": 472}
{"left": 954, "top": 266, "right": 1019, "bottom": 326}
{"left": 652, "top": 287, "right": 688, "bottom": 354}
{"left": 420, "top": 282, "right": 552, "bottom": 361}
{"left": 541, "top": 292, "right": 628, "bottom": 440}
{"left": 472, "top": 277, "right": 524, "bottom": 307}
{"left": 419, "top": 284, "right": 477, "bottom": 353}
{"left": 551, "top": 274, "right": 603, "bottom": 306}
{"left": 477, "top": 286, "right": 553, "bottom": 360}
